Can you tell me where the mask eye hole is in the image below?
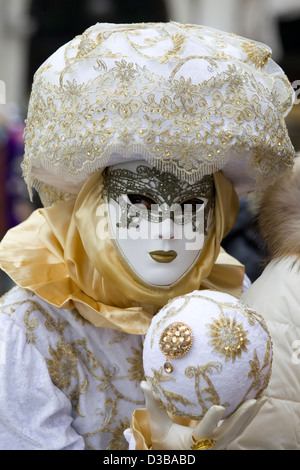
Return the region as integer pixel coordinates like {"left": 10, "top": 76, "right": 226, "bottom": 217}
{"left": 127, "top": 194, "right": 156, "bottom": 210}
{"left": 180, "top": 198, "right": 205, "bottom": 213}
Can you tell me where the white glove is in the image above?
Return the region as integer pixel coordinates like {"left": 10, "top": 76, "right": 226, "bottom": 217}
{"left": 141, "top": 381, "right": 266, "bottom": 450}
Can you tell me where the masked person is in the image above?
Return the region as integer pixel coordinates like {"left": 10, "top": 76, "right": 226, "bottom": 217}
{"left": 0, "top": 22, "right": 295, "bottom": 450}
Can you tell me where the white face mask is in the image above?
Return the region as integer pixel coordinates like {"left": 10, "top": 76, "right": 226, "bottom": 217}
{"left": 103, "top": 161, "right": 215, "bottom": 286}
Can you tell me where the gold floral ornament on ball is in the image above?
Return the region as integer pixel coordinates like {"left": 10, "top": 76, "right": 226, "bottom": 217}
{"left": 206, "top": 314, "right": 250, "bottom": 362}
{"left": 159, "top": 322, "right": 193, "bottom": 373}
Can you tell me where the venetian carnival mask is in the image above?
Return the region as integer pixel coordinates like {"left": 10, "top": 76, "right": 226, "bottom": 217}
{"left": 103, "top": 161, "right": 215, "bottom": 286}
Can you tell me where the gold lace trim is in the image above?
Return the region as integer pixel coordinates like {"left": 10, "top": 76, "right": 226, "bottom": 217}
{"left": 22, "top": 22, "right": 295, "bottom": 204}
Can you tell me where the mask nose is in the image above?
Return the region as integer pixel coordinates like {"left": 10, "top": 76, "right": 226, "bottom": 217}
{"left": 157, "top": 218, "right": 175, "bottom": 240}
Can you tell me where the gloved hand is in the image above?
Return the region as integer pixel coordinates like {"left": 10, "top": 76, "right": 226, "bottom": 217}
{"left": 141, "top": 381, "right": 266, "bottom": 450}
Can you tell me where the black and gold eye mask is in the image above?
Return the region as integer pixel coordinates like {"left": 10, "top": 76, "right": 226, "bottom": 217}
{"left": 103, "top": 165, "right": 215, "bottom": 233}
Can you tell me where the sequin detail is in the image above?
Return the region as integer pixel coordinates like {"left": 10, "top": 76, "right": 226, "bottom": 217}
{"left": 103, "top": 165, "right": 214, "bottom": 232}
{"left": 22, "top": 22, "right": 295, "bottom": 204}
{"left": 206, "top": 314, "right": 250, "bottom": 362}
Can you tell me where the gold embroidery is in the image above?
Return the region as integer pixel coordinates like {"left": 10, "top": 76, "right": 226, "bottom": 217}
{"left": 146, "top": 362, "right": 227, "bottom": 420}
{"left": 0, "top": 288, "right": 144, "bottom": 450}
{"left": 109, "top": 330, "right": 129, "bottom": 344}
{"left": 146, "top": 341, "right": 271, "bottom": 421}
{"left": 22, "top": 22, "right": 295, "bottom": 204}
{"left": 246, "top": 340, "right": 273, "bottom": 400}
{"left": 241, "top": 41, "right": 272, "bottom": 69}
{"left": 109, "top": 417, "right": 131, "bottom": 450}
{"left": 206, "top": 314, "right": 249, "bottom": 362}
{"left": 46, "top": 340, "right": 79, "bottom": 390}
{"left": 146, "top": 366, "right": 194, "bottom": 416}
{"left": 31, "top": 180, "right": 76, "bottom": 207}
{"left": 145, "top": 291, "right": 272, "bottom": 421}
{"left": 126, "top": 346, "right": 145, "bottom": 384}
{"left": 82, "top": 398, "right": 131, "bottom": 450}
{"left": 185, "top": 362, "right": 228, "bottom": 419}
{"left": 24, "top": 61, "right": 293, "bottom": 185}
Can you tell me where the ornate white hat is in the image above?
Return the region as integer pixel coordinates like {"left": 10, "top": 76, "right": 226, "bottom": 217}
{"left": 22, "top": 21, "right": 295, "bottom": 205}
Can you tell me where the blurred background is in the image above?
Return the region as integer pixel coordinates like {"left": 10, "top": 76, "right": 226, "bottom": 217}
{"left": 0, "top": 0, "right": 300, "bottom": 295}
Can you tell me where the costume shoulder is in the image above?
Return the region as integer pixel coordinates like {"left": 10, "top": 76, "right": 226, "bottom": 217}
{"left": 0, "top": 286, "right": 84, "bottom": 450}
{"left": 0, "top": 285, "right": 87, "bottom": 351}
{"left": 0, "top": 286, "right": 145, "bottom": 450}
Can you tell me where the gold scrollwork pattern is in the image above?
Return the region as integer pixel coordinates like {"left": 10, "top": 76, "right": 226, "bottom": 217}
{"left": 146, "top": 291, "right": 272, "bottom": 421}
{"left": 22, "top": 22, "right": 295, "bottom": 205}
{"left": 146, "top": 339, "right": 271, "bottom": 421}
{"left": 146, "top": 362, "right": 228, "bottom": 420}
{"left": 0, "top": 287, "right": 145, "bottom": 450}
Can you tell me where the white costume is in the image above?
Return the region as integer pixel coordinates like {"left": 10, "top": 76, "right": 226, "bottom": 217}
{"left": 0, "top": 286, "right": 144, "bottom": 450}
{"left": 0, "top": 22, "right": 295, "bottom": 450}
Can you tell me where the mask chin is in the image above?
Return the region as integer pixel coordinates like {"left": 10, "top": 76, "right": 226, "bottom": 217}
{"left": 104, "top": 160, "right": 215, "bottom": 287}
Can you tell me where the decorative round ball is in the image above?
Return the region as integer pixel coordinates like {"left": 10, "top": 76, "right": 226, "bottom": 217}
{"left": 143, "top": 290, "right": 272, "bottom": 420}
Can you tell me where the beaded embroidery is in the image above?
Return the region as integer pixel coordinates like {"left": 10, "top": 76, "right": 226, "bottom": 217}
{"left": 22, "top": 22, "right": 295, "bottom": 204}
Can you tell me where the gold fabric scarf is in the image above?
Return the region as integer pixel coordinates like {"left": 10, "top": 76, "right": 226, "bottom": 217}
{"left": 0, "top": 170, "right": 244, "bottom": 334}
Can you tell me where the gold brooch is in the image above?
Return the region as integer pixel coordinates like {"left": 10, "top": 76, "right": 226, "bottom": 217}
{"left": 159, "top": 322, "right": 193, "bottom": 373}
